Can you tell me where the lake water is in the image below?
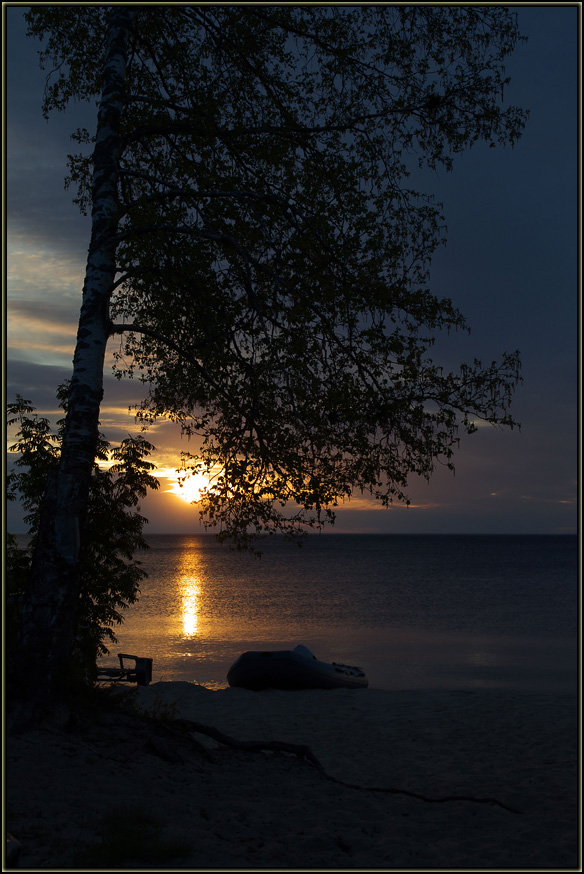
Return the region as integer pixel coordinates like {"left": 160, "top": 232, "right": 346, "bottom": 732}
{"left": 96, "top": 534, "right": 578, "bottom": 693}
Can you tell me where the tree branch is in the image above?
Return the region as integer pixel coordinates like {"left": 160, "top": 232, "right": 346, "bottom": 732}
{"left": 108, "top": 320, "right": 266, "bottom": 454}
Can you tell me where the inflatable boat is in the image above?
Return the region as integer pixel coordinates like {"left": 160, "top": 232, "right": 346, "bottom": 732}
{"left": 227, "top": 644, "right": 368, "bottom": 691}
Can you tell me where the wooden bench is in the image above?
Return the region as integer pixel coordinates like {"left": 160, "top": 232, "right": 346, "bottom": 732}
{"left": 95, "top": 653, "right": 153, "bottom": 686}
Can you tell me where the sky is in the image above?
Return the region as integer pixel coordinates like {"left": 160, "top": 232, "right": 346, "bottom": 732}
{"left": 5, "top": 4, "right": 579, "bottom": 536}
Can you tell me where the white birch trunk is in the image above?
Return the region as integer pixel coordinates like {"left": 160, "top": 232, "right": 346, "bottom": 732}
{"left": 18, "top": 8, "right": 135, "bottom": 698}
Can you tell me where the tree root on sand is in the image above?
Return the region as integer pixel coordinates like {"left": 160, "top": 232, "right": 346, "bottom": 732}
{"left": 171, "top": 717, "right": 522, "bottom": 815}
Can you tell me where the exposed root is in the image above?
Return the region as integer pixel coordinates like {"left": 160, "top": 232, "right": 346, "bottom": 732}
{"left": 172, "top": 717, "right": 522, "bottom": 815}
{"left": 172, "top": 717, "right": 322, "bottom": 768}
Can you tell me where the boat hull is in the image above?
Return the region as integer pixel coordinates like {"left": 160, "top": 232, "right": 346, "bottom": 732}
{"left": 227, "top": 647, "right": 368, "bottom": 691}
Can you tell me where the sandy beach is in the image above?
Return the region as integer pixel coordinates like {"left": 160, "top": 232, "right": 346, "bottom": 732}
{"left": 5, "top": 682, "right": 579, "bottom": 870}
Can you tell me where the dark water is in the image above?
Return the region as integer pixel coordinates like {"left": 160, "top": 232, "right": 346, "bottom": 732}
{"left": 95, "top": 534, "right": 577, "bottom": 692}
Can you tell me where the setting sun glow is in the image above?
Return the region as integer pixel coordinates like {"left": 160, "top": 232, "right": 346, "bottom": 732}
{"left": 167, "top": 471, "right": 210, "bottom": 504}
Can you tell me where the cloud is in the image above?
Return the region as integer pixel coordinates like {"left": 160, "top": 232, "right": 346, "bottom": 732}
{"left": 7, "top": 237, "right": 87, "bottom": 367}
{"left": 6, "top": 359, "right": 75, "bottom": 407}
{"left": 6, "top": 358, "right": 148, "bottom": 433}
{"left": 7, "top": 124, "right": 93, "bottom": 262}
{"left": 7, "top": 244, "right": 86, "bottom": 296}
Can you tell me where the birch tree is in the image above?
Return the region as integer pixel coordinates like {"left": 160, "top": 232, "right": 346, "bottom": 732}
{"left": 7, "top": 391, "right": 158, "bottom": 688}
{"left": 18, "top": 5, "right": 526, "bottom": 696}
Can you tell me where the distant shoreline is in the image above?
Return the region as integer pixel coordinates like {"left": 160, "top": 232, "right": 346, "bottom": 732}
{"left": 9, "top": 530, "right": 578, "bottom": 538}
{"left": 146, "top": 530, "right": 577, "bottom": 538}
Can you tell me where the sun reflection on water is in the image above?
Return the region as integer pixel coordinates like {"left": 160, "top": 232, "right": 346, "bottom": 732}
{"left": 181, "top": 575, "right": 200, "bottom": 636}
{"left": 175, "top": 541, "right": 206, "bottom": 638}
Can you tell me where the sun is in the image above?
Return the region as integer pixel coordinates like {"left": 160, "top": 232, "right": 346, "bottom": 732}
{"left": 166, "top": 471, "right": 210, "bottom": 504}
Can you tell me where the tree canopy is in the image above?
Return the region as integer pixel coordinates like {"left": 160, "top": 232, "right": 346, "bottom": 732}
{"left": 25, "top": 6, "right": 526, "bottom": 549}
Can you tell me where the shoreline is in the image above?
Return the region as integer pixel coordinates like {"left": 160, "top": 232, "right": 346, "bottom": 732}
{"left": 6, "top": 683, "right": 578, "bottom": 869}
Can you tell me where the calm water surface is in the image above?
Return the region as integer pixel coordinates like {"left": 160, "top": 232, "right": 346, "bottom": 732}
{"left": 96, "top": 534, "right": 578, "bottom": 692}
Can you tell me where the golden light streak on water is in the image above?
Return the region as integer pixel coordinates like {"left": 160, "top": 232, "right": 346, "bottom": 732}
{"left": 175, "top": 540, "right": 205, "bottom": 637}
{"left": 181, "top": 575, "right": 200, "bottom": 636}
